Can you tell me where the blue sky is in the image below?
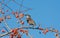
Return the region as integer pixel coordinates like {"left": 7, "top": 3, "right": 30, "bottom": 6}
{"left": 0, "top": 0, "right": 60, "bottom": 38}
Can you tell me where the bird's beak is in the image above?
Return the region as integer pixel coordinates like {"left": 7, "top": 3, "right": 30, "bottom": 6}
{"left": 25, "top": 14, "right": 27, "bottom": 16}
{"left": 25, "top": 14, "right": 31, "bottom": 17}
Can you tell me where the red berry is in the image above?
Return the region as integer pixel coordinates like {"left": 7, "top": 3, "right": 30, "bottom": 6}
{"left": 0, "top": 18, "right": 3, "bottom": 21}
{"left": 6, "top": 15, "right": 11, "bottom": 19}
{"left": 11, "top": 29, "right": 14, "bottom": 32}
{"left": 54, "top": 30, "right": 58, "bottom": 33}
{"left": 10, "top": 34, "right": 14, "bottom": 38}
{"left": 15, "top": 12, "right": 19, "bottom": 18}
{"left": 1, "top": 12, "right": 5, "bottom": 14}
{"left": 20, "top": 20, "right": 24, "bottom": 25}
{"left": 17, "top": 34, "right": 21, "bottom": 38}
{"left": 2, "top": 29, "right": 5, "bottom": 32}
{"left": 45, "top": 29, "right": 49, "bottom": 32}
{"left": 19, "top": 13, "right": 24, "bottom": 18}
{"left": 39, "top": 28, "right": 43, "bottom": 30}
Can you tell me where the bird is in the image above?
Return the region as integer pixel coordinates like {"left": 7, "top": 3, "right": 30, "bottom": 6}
{"left": 0, "top": 18, "right": 3, "bottom": 23}
{"left": 25, "top": 14, "right": 36, "bottom": 27}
